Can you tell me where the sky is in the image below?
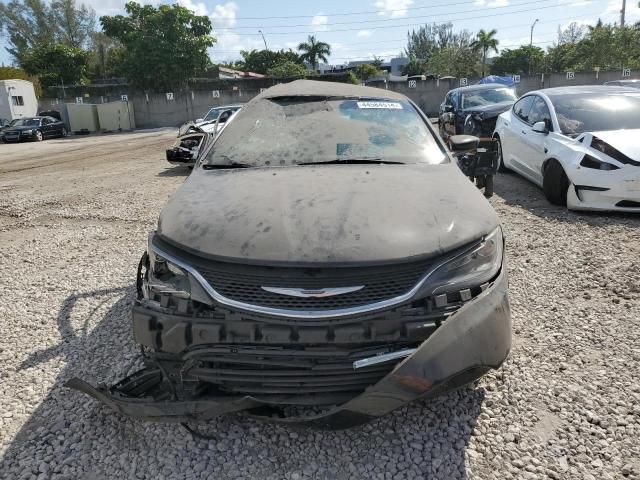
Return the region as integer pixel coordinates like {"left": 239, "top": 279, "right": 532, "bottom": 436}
{"left": 0, "top": 0, "right": 639, "bottom": 67}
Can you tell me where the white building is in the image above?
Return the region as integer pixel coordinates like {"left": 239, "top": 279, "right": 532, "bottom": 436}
{"left": 0, "top": 79, "right": 38, "bottom": 122}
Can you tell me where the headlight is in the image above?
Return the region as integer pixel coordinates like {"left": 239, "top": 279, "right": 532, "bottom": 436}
{"left": 23, "top": 129, "right": 33, "bottom": 134}
{"left": 424, "top": 227, "right": 504, "bottom": 295}
{"left": 580, "top": 154, "right": 619, "bottom": 171}
{"left": 146, "top": 248, "right": 191, "bottom": 299}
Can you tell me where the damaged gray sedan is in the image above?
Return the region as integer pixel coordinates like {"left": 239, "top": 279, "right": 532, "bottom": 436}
{"left": 68, "top": 80, "right": 511, "bottom": 430}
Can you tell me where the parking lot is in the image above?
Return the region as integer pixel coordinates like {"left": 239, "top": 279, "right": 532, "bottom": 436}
{"left": 0, "top": 131, "right": 639, "bottom": 480}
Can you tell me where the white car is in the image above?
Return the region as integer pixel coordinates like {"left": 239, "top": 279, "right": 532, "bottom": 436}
{"left": 494, "top": 86, "right": 640, "bottom": 211}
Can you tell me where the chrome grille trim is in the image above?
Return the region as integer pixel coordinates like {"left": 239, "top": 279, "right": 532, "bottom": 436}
{"left": 150, "top": 243, "right": 476, "bottom": 319}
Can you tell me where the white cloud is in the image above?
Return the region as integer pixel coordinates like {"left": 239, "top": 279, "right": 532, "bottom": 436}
{"left": 602, "top": 0, "right": 640, "bottom": 23}
{"left": 357, "top": 30, "right": 372, "bottom": 38}
{"left": 374, "top": 0, "right": 414, "bottom": 17}
{"left": 474, "top": 0, "right": 510, "bottom": 7}
{"left": 558, "top": 0, "right": 593, "bottom": 6}
{"left": 210, "top": 2, "right": 238, "bottom": 29}
{"left": 311, "top": 13, "right": 329, "bottom": 32}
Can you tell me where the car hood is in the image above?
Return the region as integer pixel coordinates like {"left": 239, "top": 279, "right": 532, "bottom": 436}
{"left": 590, "top": 129, "right": 640, "bottom": 160}
{"left": 157, "top": 164, "right": 499, "bottom": 264}
{"left": 462, "top": 101, "right": 514, "bottom": 119}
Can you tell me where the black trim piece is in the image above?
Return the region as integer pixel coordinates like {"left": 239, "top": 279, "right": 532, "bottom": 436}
{"left": 574, "top": 184, "right": 610, "bottom": 192}
{"left": 615, "top": 200, "right": 640, "bottom": 208}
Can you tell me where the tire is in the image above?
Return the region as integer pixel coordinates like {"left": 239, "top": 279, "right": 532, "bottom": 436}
{"left": 484, "top": 175, "right": 494, "bottom": 197}
{"left": 495, "top": 136, "right": 510, "bottom": 173}
{"left": 543, "top": 160, "right": 569, "bottom": 206}
{"left": 61, "top": 127, "right": 68, "bottom": 138}
{"left": 34, "top": 130, "right": 43, "bottom": 142}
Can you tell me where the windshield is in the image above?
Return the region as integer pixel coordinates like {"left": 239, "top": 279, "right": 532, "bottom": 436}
{"left": 202, "top": 106, "right": 239, "bottom": 122}
{"left": 12, "top": 118, "right": 40, "bottom": 127}
{"left": 461, "top": 88, "right": 517, "bottom": 109}
{"left": 550, "top": 93, "right": 640, "bottom": 135}
{"left": 204, "top": 97, "right": 447, "bottom": 167}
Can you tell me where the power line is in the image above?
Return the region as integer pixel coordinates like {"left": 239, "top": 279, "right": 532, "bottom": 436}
{"left": 227, "top": 0, "right": 559, "bottom": 30}
{"left": 216, "top": 4, "right": 569, "bottom": 36}
{"left": 230, "top": 0, "right": 509, "bottom": 20}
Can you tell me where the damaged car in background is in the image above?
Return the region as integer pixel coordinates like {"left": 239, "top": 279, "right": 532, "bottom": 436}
{"left": 494, "top": 86, "right": 640, "bottom": 211}
{"left": 68, "top": 80, "right": 511, "bottom": 430}
{"left": 439, "top": 83, "right": 517, "bottom": 141}
{"left": 166, "top": 106, "right": 242, "bottom": 168}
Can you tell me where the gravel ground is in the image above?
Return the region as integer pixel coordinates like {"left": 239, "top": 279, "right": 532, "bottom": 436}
{"left": 0, "top": 132, "right": 639, "bottom": 480}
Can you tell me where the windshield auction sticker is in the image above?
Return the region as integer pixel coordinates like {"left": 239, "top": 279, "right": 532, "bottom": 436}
{"left": 356, "top": 101, "right": 403, "bottom": 109}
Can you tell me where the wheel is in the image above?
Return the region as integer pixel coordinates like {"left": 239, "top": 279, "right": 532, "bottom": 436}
{"left": 61, "top": 127, "right": 68, "bottom": 137}
{"left": 543, "top": 160, "right": 569, "bottom": 206}
{"left": 495, "top": 136, "right": 510, "bottom": 173}
{"left": 484, "top": 175, "right": 494, "bottom": 197}
{"left": 34, "top": 130, "right": 43, "bottom": 142}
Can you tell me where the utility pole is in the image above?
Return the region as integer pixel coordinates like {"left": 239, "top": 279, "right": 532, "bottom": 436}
{"left": 529, "top": 18, "right": 539, "bottom": 75}
{"left": 258, "top": 30, "right": 268, "bottom": 50}
{"left": 620, "top": 0, "right": 626, "bottom": 26}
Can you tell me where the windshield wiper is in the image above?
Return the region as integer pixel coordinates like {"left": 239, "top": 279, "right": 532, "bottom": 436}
{"left": 299, "top": 158, "right": 405, "bottom": 166}
{"left": 202, "top": 162, "right": 253, "bottom": 170}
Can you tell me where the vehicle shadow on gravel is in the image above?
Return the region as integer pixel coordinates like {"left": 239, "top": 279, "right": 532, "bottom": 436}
{"left": 493, "top": 172, "right": 640, "bottom": 227}
{"left": 157, "top": 166, "right": 191, "bottom": 177}
{"left": 1, "top": 285, "right": 485, "bottom": 479}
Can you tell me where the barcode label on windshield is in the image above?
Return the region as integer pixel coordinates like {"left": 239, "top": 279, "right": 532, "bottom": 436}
{"left": 357, "top": 101, "right": 402, "bottom": 109}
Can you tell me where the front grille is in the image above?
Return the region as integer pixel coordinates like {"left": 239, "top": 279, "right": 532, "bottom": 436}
{"left": 184, "top": 344, "right": 411, "bottom": 398}
{"left": 196, "top": 258, "right": 432, "bottom": 310}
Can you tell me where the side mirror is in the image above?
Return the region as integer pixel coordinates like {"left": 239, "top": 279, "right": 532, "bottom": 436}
{"left": 449, "top": 134, "right": 480, "bottom": 152}
{"left": 532, "top": 121, "right": 548, "bottom": 134}
{"left": 443, "top": 105, "right": 454, "bottom": 113}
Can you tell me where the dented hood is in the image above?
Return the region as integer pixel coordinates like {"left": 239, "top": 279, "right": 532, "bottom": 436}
{"left": 157, "top": 163, "right": 499, "bottom": 264}
{"left": 590, "top": 129, "right": 640, "bottom": 160}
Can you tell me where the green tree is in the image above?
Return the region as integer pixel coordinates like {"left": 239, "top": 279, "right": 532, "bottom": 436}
{"left": 297, "top": 35, "right": 331, "bottom": 71}
{"left": 0, "top": 0, "right": 95, "bottom": 61}
{"left": 100, "top": 2, "right": 215, "bottom": 90}
{"left": 401, "top": 56, "right": 427, "bottom": 76}
{"left": 238, "top": 49, "right": 302, "bottom": 74}
{"left": 471, "top": 29, "right": 499, "bottom": 77}
{"left": 490, "top": 46, "right": 545, "bottom": 75}
{"left": 87, "top": 32, "right": 125, "bottom": 80}
{"left": 354, "top": 63, "right": 380, "bottom": 82}
{"left": 371, "top": 56, "right": 384, "bottom": 69}
{"left": 21, "top": 43, "right": 89, "bottom": 89}
{"left": 267, "top": 61, "right": 307, "bottom": 77}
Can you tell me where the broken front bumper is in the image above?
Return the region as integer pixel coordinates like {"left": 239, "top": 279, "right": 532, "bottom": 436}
{"left": 67, "top": 270, "right": 510, "bottom": 430}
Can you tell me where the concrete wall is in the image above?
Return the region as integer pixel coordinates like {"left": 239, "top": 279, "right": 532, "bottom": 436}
{"left": 37, "top": 69, "right": 639, "bottom": 129}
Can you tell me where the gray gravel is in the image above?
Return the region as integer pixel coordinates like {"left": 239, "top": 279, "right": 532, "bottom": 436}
{"left": 1, "top": 132, "right": 639, "bottom": 479}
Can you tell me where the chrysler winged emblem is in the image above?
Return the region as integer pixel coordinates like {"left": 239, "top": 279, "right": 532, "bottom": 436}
{"left": 261, "top": 286, "right": 365, "bottom": 298}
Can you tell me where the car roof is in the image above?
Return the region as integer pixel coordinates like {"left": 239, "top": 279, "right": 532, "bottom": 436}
{"left": 532, "top": 85, "right": 639, "bottom": 97}
{"left": 447, "top": 83, "right": 513, "bottom": 94}
{"left": 257, "top": 79, "right": 408, "bottom": 101}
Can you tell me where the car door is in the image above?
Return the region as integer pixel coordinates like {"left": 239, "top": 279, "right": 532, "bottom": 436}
{"left": 439, "top": 92, "right": 454, "bottom": 137}
{"left": 49, "top": 117, "right": 63, "bottom": 136}
{"left": 502, "top": 95, "right": 537, "bottom": 180}
{"left": 40, "top": 118, "right": 53, "bottom": 138}
{"left": 520, "top": 96, "right": 553, "bottom": 185}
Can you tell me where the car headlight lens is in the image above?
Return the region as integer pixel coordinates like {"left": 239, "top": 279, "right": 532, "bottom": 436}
{"left": 425, "top": 227, "right": 504, "bottom": 296}
{"left": 24, "top": 129, "right": 33, "bottom": 134}
{"left": 580, "top": 154, "right": 619, "bottom": 171}
{"left": 146, "top": 248, "right": 191, "bottom": 299}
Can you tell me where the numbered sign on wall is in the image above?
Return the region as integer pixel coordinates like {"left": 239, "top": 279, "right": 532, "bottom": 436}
{"left": 166, "top": 92, "right": 174, "bottom": 101}
{"left": 512, "top": 74, "right": 521, "bottom": 84}
{"left": 75, "top": 97, "right": 83, "bottom": 104}
{"left": 212, "top": 90, "right": 220, "bottom": 98}
{"left": 408, "top": 80, "right": 417, "bottom": 88}
{"left": 121, "top": 94, "right": 128, "bottom": 101}
{"left": 566, "top": 72, "right": 575, "bottom": 80}
{"left": 622, "top": 68, "right": 631, "bottom": 77}
{"left": 459, "top": 78, "right": 468, "bottom": 86}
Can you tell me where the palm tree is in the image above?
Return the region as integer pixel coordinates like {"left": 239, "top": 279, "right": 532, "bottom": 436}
{"left": 471, "top": 29, "right": 499, "bottom": 77}
{"left": 297, "top": 35, "right": 331, "bottom": 71}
